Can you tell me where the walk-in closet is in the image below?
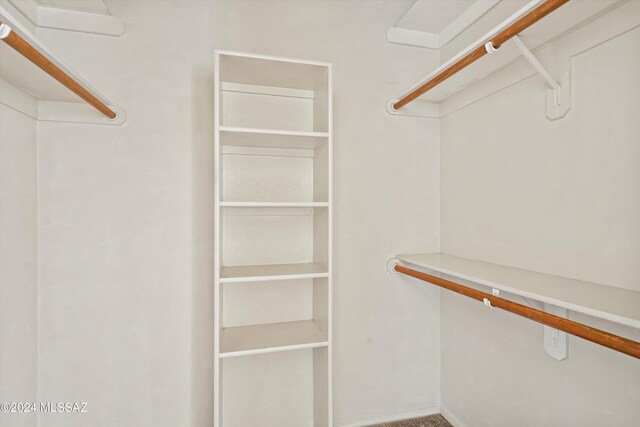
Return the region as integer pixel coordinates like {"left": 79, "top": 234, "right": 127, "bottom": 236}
{"left": 0, "top": 1, "right": 638, "bottom": 426}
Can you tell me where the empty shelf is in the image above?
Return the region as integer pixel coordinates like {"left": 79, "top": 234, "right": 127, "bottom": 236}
{"left": 220, "top": 201, "right": 328, "bottom": 208}
{"left": 396, "top": 253, "right": 640, "bottom": 329}
{"left": 219, "top": 126, "right": 328, "bottom": 150}
{"left": 219, "top": 51, "right": 329, "bottom": 91}
{"left": 220, "top": 262, "right": 329, "bottom": 283}
{"left": 220, "top": 320, "right": 328, "bottom": 358}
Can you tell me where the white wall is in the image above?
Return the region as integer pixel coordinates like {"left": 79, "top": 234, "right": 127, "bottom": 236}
{"left": 0, "top": 104, "right": 38, "bottom": 427}
{"left": 440, "top": 15, "right": 640, "bottom": 427}
{"left": 34, "top": 1, "right": 441, "bottom": 426}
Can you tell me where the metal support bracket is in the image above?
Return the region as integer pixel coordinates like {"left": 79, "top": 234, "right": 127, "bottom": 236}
{"left": 543, "top": 303, "right": 568, "bottom": 360}
{"left": 483, "top": 288, "right": 500, "bottom": 307}
{"left": 0, "top": 23, "right": 11, "bottom": 39}
{"left": 513, "top": 35, "right": 571, "bottom": 120}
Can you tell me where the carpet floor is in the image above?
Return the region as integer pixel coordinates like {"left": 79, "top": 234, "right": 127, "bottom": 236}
{"left": 371, "top": 414, "right": 453, "bottom": 427}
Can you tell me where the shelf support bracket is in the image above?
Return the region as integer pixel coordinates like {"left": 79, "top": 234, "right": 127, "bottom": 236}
{"left": 543, "top": 303, "right": 568, "bottom": 360}
{"left": 513, "top": 35, "right": 571, "bottom": 120}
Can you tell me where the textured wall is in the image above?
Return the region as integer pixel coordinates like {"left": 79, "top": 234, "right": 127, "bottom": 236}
{"left": 440, "top": 19, "right": 640, "bottom": 427}
{"left": 35, "top": 1, "right": 441, "bottom": 426}
{"left": 0, "top": 104, "right": 38, "bottom": 427}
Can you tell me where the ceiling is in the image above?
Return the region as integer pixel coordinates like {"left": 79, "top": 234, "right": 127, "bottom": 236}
{"left": 32, "top": 0, "right": 109, "bottom": 15}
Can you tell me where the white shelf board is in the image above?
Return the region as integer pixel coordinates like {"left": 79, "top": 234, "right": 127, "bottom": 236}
{"left": 218, "top": 50, "right": 330, "bottom": 91}
{"left": 396, "top": 253, "right": 640, "bottom": 329}
{"left": 220, "top": 126, "right": 328, "bottom": 150}
{"left": 220, "top": 320, "right": 328, "bottom": 358}
{"left": 0, "top": 5, "right": 112, "bottom": 104}
{"left": 220, "top": 262, "right": 328, "bottom": 283}
{"left": 220, "top": 202, "right": 328, "bottom": 208}
{"left": 408, "top": 0, "right": 620, "bottom": 102}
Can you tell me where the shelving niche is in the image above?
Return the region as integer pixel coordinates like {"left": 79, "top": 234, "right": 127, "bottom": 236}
{"left": 214, "top": 51, "right": 332, "bottom": 427}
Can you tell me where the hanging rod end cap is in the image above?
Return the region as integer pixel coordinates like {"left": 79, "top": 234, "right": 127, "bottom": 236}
{"left": 484, "top": 41, "right": 499, "bottom": 54}
{"left": 386, "top": 258, "right": 401, "bottom": 275}
{"left": 0, "top": 23, "right": 12, "bottom": 39}
{"left": 386, "top": 99, "right": 400, "bottom": 115}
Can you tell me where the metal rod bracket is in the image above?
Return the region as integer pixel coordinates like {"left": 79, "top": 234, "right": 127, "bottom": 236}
{"left": 544, "top": 303, "right": 569, "bottom": 360}
{"left": 484, "top": 41, "right": 500, "bottom": 54}
{"left": 513, "top": 35, "right": 561, "bottom": 105}
{"left": 484, "top": 288, "right": 500, "bottom": 307}
{"left": 0, "top": 23, "right": 11, "bottom": 39}
{"left": 513, "top": 35, "right": 572, "bottom": 119}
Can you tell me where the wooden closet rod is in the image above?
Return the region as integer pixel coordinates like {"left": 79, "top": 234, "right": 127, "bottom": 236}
{"left": 0, "top": 21, "right": 117, "bottom": 119}
{"left": 392, "top": 0, "right": 570, "bottom": 111}
{"left": 394, "top": 264, "right": 640, "bottom": 359}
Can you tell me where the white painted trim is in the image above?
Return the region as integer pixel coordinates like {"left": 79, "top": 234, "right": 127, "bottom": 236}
{"left": 439, "top": 406, "right": 468, "bottom": 427}
{"left": 7, "top": 0, "right": 125, "bottom": 36}
{"left": 335, "top": 406, "right": 441, "bottom": 427}
{"left": 213, "top": 50, "right": 221, "bottom": 427}
{"left": 37, "top": 6, "right": 125, "bottom": 36}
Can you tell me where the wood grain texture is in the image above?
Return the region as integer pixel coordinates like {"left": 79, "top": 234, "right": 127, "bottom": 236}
{"left": 395, "top": 264, "right": 640, "bottom": 360}
{"left": 0, "top": 21, "right": 117, "bottom": 119}
{"left": 393, "top": 0, "right": 571, "bottom": 110}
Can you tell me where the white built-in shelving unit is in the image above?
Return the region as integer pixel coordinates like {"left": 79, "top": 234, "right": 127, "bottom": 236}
{"left": 214, "top": 51, "right": 332, "bottom": 427}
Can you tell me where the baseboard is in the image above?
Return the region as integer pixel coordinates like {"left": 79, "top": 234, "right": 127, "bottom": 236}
{"left": 335, "top": 405, "right": 440, "bottom": 427}
{"left": 439, "top": 406, "right": 467, "bottom": 427}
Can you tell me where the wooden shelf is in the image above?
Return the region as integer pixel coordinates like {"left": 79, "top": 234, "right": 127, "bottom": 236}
{"left": 220, "top": 262, "right": 328, "bottom": 283}
{"left": 219, "top": 126, "right": 328, "bottom": 150}
{"left": 396, "top": 253, "right": 640, "bottom": 329}
{"left": 220, "top": 320, "right": 328, "bottom": 358}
